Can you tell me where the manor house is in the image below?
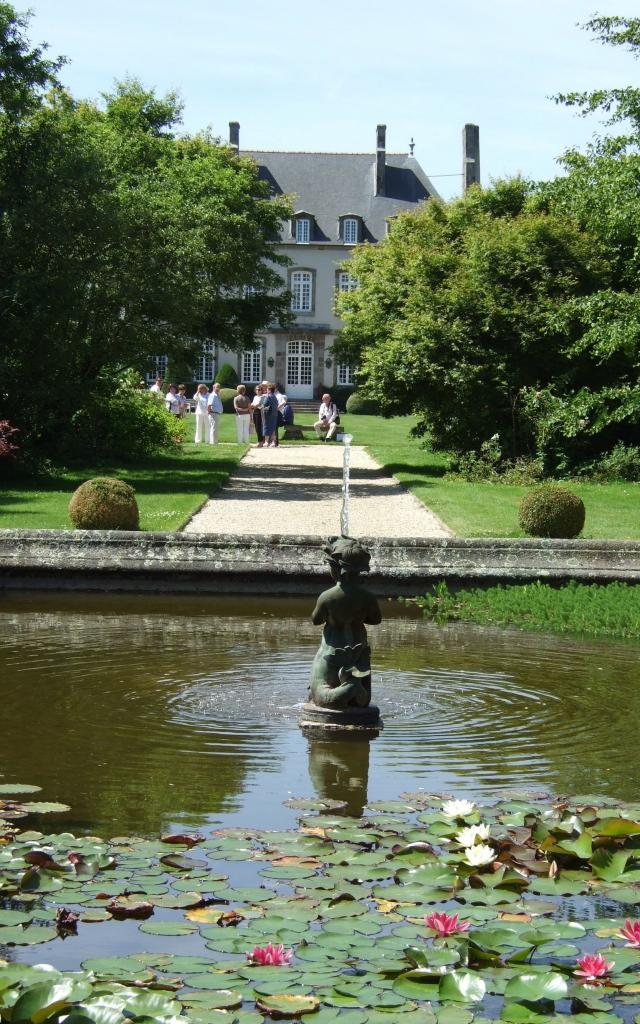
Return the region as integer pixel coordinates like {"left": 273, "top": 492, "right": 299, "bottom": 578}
{"left": 149, "top": 124, "right": 464, "bottom": 398}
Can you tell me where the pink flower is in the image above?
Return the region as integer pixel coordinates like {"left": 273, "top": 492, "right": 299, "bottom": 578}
{"left": 619, "top": 919, "right": 640, "bottom": 947}
{"left": 574, "top": 953, "right": 614, "bottom": 983}
{"left": 246, "top": 943, "right": 293, "bottom": 966}
{"left": 424, "top": 912, "right": 471, "bottom": 937}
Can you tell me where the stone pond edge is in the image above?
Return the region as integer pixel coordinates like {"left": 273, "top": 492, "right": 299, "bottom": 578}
{"left": 0, "top": 529, "right": 639, "bottom": 595}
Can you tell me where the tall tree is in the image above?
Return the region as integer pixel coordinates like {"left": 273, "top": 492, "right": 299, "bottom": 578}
{"left": 0, "top": 7, "right": 291, "bottom": 455}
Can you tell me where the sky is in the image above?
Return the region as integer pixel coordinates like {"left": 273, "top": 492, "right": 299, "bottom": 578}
{"left": 27, "top": 0, "right": 638, "bottom": 200}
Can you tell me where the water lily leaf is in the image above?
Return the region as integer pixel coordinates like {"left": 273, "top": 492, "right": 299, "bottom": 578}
{"left": 11, "top": 977, "right": 93, "bottom": 1023}
{"left": 81, "top": 957, "right": 153, "bottom": 979}
{"left": 261, "top": 866, "right": 318, "bottom": 879}
{"left": 138, "top": 920, "right": 198, "bottom": 935}
{"left": 20, "top": 868, "right": 64, "bottom": 893}
{"left": 404, "top": 947, "right": 460, "bottom": 970}
{"left": 503, "top": 971, "right": 568, "bottom": 1001}
{"left": 438, "top": 971, "right": 486, "bottom": 1004}
{"left": 392, "top": 972, "right": 440, "bottom": 1000}
{"left": 0, "top": 784, "right": 42, "bottom": 794}
{"left": 596, "top": 818, "right": 640, "bottom": 838}
{"left": 591, "top": 848, "right": 631, "bottom": 882}
{"left": 19, "top": 803, "right": 71, "bottom": 814}
{"left": 152, "top": 891, "right": 204, "bottom": 908}
{"left": 255, "top": 993, "right": 320, "bottom": 1017}
{"left": 0, "top": 909, "right": 32, "bottom": 925}
{"left": 434, "top": 1009, "right": 473, "bottom": 1024}
{"left": 284, "top": 798, "right": 347, "bottom": 811}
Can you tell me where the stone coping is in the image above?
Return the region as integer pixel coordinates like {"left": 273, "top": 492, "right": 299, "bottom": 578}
{"left": 0, "top": 529, "right": 639, "bottom": 594}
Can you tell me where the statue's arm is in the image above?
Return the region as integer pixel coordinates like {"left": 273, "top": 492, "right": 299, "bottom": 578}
{"left": 311, "top": 599, "right": 327, "bottom": 625}
{"left": 364, "top": 597, "right": 382, "bottom": 625}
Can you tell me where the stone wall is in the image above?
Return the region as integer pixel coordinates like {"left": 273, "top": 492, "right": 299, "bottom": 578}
{"left": 1, "top": 530, "right": 639, "bottom": 595}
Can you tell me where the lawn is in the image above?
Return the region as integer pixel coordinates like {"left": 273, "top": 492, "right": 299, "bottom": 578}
{"left": 338, "top": 414, "right": 640, "bottom": 540}
{"left": 1, "top": 412, "right": 639, "bottom": 538}
{"left": 0, "top": 440, "right": 244, "bottom": 531}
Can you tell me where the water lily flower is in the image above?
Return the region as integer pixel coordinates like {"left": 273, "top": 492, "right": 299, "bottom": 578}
{"left": 463, "top": 843, "right": 496, "bottom": 867}
{"left": 442, "top": 799, "right": 475, "bottom": 819}
{"left": 456, "top": 824, "right": 490, "bottom": 846}
{"left": 424, "top": 911, "right": 470, "bottom": 937}
{"left": 247, "top": 943, "right": 293, "bottom": 966}
{"left": 619, "top": 919, "right": 640, "bottom": 947}
{"left": 574, "top": 953, "right": 614, "bottom": 983}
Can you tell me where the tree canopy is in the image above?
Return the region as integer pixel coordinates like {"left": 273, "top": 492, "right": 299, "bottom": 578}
{"left": 0, "top": 4, "right": 291, "bottom": 457}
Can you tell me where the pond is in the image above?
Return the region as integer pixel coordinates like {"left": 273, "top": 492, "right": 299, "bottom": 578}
{"left": 2, "top": 592, "right": 640, "bottom": 1022}
{"left": 1, "top": 592, "right": 638, "bottom": 838}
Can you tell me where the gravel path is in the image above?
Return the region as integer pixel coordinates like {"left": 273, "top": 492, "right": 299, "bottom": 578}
{"left": 183, "top": 444, "right": 453, "bottom": 538}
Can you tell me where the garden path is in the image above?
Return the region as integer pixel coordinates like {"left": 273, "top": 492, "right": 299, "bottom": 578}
{"left": 182, "top": 444, "right": 453, "bottom": 537}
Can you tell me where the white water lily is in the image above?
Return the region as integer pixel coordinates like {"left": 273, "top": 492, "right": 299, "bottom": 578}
{"left": 463, "top": 843, "right": 496, "bottom": 867}
{"left": 442, "top": 799, "right": 475, "bottom": 819}
{"left": 456, "top": 823, "right": 490, "bottom": 847}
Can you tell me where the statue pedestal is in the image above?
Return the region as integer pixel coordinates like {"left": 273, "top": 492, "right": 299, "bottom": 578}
{"left": 299, "top": 702, "right": 382, "bottom": 733}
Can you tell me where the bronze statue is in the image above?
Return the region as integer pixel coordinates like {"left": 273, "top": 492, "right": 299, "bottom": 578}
{"left": 308, "top": 536, "right": 382, "bottom": 710}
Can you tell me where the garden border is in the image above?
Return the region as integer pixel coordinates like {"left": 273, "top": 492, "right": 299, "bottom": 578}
{"left": 0, "top": 530, "right": 639, "bottom": 595}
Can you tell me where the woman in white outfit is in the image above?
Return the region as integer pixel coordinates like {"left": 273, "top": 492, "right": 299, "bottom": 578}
{"left": 233, "top": 384, "right": 251, "bottom": 443}
{"left": 193, "top": 384, "right": 209, "bottom": 443}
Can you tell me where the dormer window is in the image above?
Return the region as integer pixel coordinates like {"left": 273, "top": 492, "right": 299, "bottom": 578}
{"left": 292, "top": 213, "right": 313, "bottom": 243}
{"left": 343, "top": 217, "right": 359, "bottom": 244}
{"left": 295, "top": 218, "right": 310, "bottom": 243}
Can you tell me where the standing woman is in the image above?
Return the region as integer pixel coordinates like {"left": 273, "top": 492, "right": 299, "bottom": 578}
{"left": 251, "top": 384, "right": 264, "bottom": 447}
{"left": 193, "top": 384, "right": 209, "bottom": 443}
{"left": 261, "top": 384, "right": 279, "bottom": 448}
{"left": 233, "top": 384, "right": 251, "bottom": 444}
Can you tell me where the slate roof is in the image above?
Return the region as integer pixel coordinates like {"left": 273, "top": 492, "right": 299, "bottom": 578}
{"left": 243, "top": 151, "right": 441, "bottom": 244}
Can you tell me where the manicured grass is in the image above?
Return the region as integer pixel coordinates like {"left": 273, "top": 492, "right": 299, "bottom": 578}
{"left": 345, "top": 414, "right": 640, "bottom": 540}
{"left": 412, "top": 579, "right": 640, "bottom": 641}
{"left": 0, "top": 442, "right": 244, "bottom": 531}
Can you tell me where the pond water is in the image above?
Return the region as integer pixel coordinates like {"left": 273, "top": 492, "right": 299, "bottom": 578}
{"left": 1, "top": 591, "right": 639, "bottom": 838}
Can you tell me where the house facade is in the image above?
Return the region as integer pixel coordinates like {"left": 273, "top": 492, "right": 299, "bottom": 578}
{"left": 146, "top": 124, "right": 441, "bottom": 398}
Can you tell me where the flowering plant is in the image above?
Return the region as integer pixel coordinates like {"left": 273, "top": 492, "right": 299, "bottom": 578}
{"left": 463, "top": 843, "right": 496, "bottom": 867}
{"left": 424, "top": 911, "right": 470, "bottom": 937}
{"left": 247, "top": 943, "right": 293, "bottom": 966}
{"left": 619, "top": 919, "right": 640, "bottom": 947}
{"left": 456, "top": 823, "right": 490, "bottom": 846}
{"left": 574, "top": 953, "right": 614, "bottom": 984}
{"left": 442, "top": 799, "right": 475, "bottom": 819}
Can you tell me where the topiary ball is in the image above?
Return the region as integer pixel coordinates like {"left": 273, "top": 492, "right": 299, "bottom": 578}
{"left": 518, "top": 485, "right": 585, "bottom": 539}
{"left": 215, "top": 362, "right": 239, "bottom": 388}
{"left": 68, "top": 477, "right": 139, "bottom": 531}
{"left": 345, "top": 391, "right": 378, "bottom": 415}
{"left": 218, "top": 387, "right": 238, "bottom": 413}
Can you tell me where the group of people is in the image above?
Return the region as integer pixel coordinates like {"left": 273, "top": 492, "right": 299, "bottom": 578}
{"left": 148, "top": 378, "right": 294, "bottom": 446}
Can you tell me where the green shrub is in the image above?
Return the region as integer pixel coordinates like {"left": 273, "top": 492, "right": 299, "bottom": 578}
{"left": 218, "top": 387, "right": 238, "bottom": 413}
{"left": 589, "top": 443, "right": 640, "bottom": 482}
{"left": 518, "top": 485, "right": 585, "bottom": 538}
{"left": 68, "top": 477, "right": 139, "bottom": 530}
{"left": 215, "top": 363, "right": 239, "bottom": 387}
{"left": 346, "top": 391, "right": 378, "bottom": 415}
{"left": 68, "top": 373, "right": 185, "bottom": 460}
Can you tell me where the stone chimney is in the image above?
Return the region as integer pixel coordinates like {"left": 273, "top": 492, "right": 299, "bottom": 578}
{"left": 462, "top": 124, "right": 480, "bottom": 191}
{"left": 375, "top": 124, "right": 386, "bottom": 196}
{"left": 229, "top": 121, "right": 240, "bottom": 153}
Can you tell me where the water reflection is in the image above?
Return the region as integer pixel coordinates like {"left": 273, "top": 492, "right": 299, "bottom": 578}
{"left": 0, "top": 592, "right": 638, "bottom": 837}
{"left": 307, "top": 733, "right": 374, "bottom": 817}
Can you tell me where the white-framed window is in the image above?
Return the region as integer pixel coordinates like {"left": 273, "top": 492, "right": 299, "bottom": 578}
{"left": 146, "top": 355, "right": 168, "bottom": 385}
{"left": 295, "top": 218, "right": 310, "bottom": 243}
{"left": 194, "top": 341, "right": 215, "bottom": 383}
{"left": 337, "top": 364, "right": 355, "bottom": 385}
{"left": 242, "top": 347, "right": 262, "bottom": 383}
{"left": 287, "top": 340, "right": 313, "bottom": 389}
{"left": 291, "top": 270, "right": 313, "bottom": 312}
{"left": 343, "top": 217, "right": 358, "bottom": 244}
{"left": 338, "top": 272, "right": 358, "bottom": 292}
{"left": 243, "top": 285, "right": 256, "bottom": 298}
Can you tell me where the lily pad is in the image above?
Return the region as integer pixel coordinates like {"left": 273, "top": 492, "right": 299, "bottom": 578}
{"left": 255, "top": 993, "right": 320, "bottom": 1017}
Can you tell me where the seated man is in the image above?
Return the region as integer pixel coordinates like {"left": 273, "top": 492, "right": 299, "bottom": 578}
{"left": 279, "top": 394, "right": 294, "bottom": 427}
{"left": 314, "top": 393, "right": 339, "bottom": 441}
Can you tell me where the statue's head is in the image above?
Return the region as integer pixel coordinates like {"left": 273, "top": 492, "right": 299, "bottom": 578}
{"left": 322, "top": 536, "right": 371, "bottom": 582}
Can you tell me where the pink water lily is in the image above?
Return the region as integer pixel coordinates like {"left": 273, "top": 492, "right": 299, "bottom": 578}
{"left": 424, "top": 911, "right": 471, "bottom": 937}
{"left": 247, "top": 943, "right": 293, "bottom": 966}
{"left": 619, "top": 919, "right": 640, "bottom": 947}
{"left": 574, "top": 952, "right": 614, "bottom": 984}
